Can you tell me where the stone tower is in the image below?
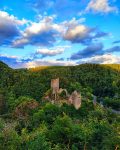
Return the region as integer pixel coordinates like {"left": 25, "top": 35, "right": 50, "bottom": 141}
{"left": 68, "top": 91, "right": 81, "bottom": 110}
{"left": 51, "top": 78, "right": 59, "bottom": 101}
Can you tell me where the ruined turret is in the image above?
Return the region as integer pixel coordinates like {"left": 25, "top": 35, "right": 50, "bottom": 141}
{"left": 68, "top": 91, "right": 81, "bottom": 110}
{"left": 51, "top": 78, "right": 59, "bottom": 101}
{"left": 51, "top": 78, "right": 59, "bottom": 93}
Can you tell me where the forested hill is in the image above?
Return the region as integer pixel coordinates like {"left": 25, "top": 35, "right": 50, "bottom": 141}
{"left": 103, "top": 64, "right": 120, "bottom": 72}
{"left": 0, "top": 61, "right": 120, "bottom": 150}
{"left": 0, "top": 61, "right": 120, "bottom": 100}
{"left": 0, "top": 61, "right": 12, "bottom": 71}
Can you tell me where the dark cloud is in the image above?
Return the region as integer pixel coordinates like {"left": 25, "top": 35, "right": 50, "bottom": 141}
{"left": 56, "top": 58, "right": 64, "bottom": 61}
{"left": 0, "top": 11, "right": 26, "bottom": 46}
{"left": 70, "top": 43, "right": 104, "bottom": 60}
{"left": 70, "top": 43, "right": 120, "bottom": 60}
{"left": 106, "top": 46, "right": 120, "bottom": 53}
{"left": 94, "top": 31, "right": 109, "bottom": 38}
{"left": 28, "top": 30, "right": 56, "bottom": 46}
{"left": 20, "top": 58, "right": 33, "bottom": 62}
{"left": 112, "top": 40, "right": 120, "bottom": 44}
{"left": 0, "top": 18, "right": 20, "bottom": 46}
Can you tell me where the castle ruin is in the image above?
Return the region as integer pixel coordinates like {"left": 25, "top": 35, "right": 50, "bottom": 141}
{"left": 46, "top": 78, "right": 82, "bottom": 109}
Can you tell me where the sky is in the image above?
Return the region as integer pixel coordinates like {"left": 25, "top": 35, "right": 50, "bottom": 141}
{"left": 0, "top": 0, "right": 120, "bottom": 68}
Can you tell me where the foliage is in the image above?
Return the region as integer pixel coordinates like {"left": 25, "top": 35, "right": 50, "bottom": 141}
{"left": 104, "top": 97, "right": 120, "bottom": 110}
{"left": 0, "top": 61, "right": 120, "bottom": 149}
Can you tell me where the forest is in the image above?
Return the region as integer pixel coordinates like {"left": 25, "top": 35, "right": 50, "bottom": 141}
{"left": 0, "top": 61, "right": 120, "bottom": 150}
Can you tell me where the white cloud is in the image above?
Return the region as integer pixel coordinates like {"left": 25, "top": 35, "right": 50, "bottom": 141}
{"left": 62, "top": 18, "right": 86, "bottom": 28}
{"left": 81, "top": 54, "right": 120, "bottom": 64}
{"left": 36, "top": 48, "right": 64, "bottom": 56}
{"left": 12, "top": 38, "right": 29, "bottom": 48}
{"left": 63, "top": 25, "right": 90, "bottom": 41}
{"left": 0, "top": 54, "right": 18, "bottom": 59}
{"left": 0, "top": 10, "right": 27, "bottom": 25}
{"left": 25, "top": 59, "right": 77, "bottom": 68}
{"left": 86, "top": 0, "right": 118, "bottom": 13}
{"left": 36, "top": 46, "right": 70, "bottom": 57}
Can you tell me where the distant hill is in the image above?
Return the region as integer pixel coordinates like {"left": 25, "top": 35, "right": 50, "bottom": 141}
{"left": 28, "top": 64, "right": 120, "bottom": 72}
{"left": 0, "top": 61, "right": 12, "bottom": 71}
{"left": 102, "top": 64, "right": 120, "bottom": 72}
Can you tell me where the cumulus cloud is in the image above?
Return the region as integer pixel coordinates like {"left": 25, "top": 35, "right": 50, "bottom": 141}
{"left": 63, "top": 25, "right": 92, "bottom": 44}
{"left": 71, "top": 43, "right": 104, "bottom": 60}
{"left": 0, "top": 10, "right": 110, "bottom": 50}
{"left": 13, "top": 16, "right": 64, "bottom": 48}
{"left": 0, "top": 11, "right": 27, "bottom": 46}
{"left": 62, "top": 18, "right": 108, "bottom": 45}
{"left": 80, "top": 54, "right": 120, "bottom": 64}
{"left": 36, "top": 48, "right": 64, "bottom": 57}
{"left": 11, "top": 16, "right": 109, "bottom": 48}
{"left": 35, "top": 46, "right": 68, "bottom": 58}
{"left": 94, "top": 31, "right": 109, "bottom": 38}
{"left": 86, "top": 0, "right": 118, "bottom": 13}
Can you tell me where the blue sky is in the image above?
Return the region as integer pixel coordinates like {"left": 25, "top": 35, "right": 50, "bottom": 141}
{"left": 0, "top": 0, "right": 120, "bottom": 68}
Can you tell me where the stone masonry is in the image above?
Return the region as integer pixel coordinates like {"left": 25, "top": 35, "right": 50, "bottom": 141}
{"left": 50, "top": 78, "right": 81, "bottom": 109}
